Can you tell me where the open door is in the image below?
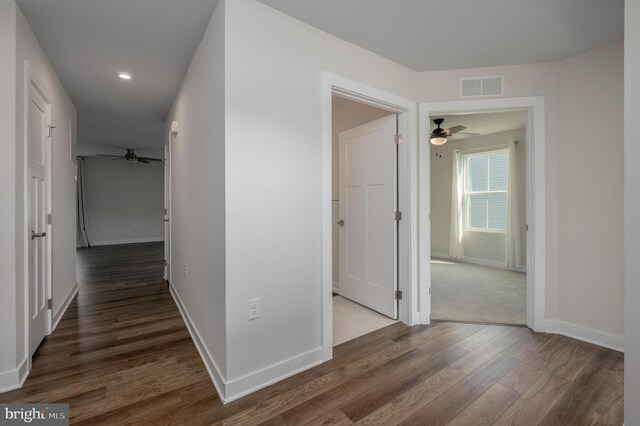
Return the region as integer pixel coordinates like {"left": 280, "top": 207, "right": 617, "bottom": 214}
{"left": 338, "top": 114, "right": 397, "bottom": 319}
{"left": 27, "top": 76, "right": 51, "bottom": 356}
{"left": 164, "top": 139, "right": 171, "bottom": 282}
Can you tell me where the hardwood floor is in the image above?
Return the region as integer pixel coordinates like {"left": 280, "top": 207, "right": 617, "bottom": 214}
{"left": 1, "top": 243, "right": 624, "bottom": 425}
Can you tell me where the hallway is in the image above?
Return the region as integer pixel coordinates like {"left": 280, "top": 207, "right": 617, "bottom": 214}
{"left": 0, "top": 243, "right": 219, "bottom": 423}
{"left": 0, "top": 242, "right": 625, "bottom": 424}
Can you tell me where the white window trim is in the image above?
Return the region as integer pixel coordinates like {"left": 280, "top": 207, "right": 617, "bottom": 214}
{"left": 462, "top": 148, "right": 509, "bottom": 233}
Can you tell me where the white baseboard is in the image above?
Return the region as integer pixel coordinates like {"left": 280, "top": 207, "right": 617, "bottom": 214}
{"left": 52, "top": 282, "right": 78, "bottom": 331}
{"left": 332, "top": 281, "right": 339, "bottom": 294}
{"left": 0, "top": 357, "right": 29, "bottom": 394}
{"left": 169, "top": 282, "right": 324, "bottom": 403}
{"left": 224, "top": 347, "right": 324, "bottom": 403}
{"left": 545, "top": 319, "right": 624, "bottom": 353}
{"left": 432, "top": 252, "right": 526, "bottom": 272}
{"left": 168, "top": 283, "right": 227, "bottom": 402}
{"left": 90, "top": 237, "right": 164, "bottom": 246}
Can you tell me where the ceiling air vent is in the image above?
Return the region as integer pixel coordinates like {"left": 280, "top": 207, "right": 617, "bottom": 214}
{"left": 459, "top": 75, "right": 504, "bottom": 98}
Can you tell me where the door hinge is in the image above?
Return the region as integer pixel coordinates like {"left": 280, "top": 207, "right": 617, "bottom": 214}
{"left": 394, "top": 134, "right": 403, "bottom": 145}
{"left": 46, "top": 125, "right": 57, "bottom": 137}
{"left": 395, "top": 290, "right": 403, "bottom": 300}
{"left": 47, "top": 213, "right": 52, "bottom": 225}
{"left": 47, "top": 298, "right": 52, "bottom": 309}
{"left": 395, "top": 211, "right": 403, "bottom": 221}
{"left": 164, "top": 259, "right": 169, "bottom": 266}
{"left": 526, "top": 224, "right": 529, "bottom": 231}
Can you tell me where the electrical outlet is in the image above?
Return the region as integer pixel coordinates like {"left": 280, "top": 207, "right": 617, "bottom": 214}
{"left": 248, "top": 298, "right": 260, "bottom": 320}
{"left": 184, "top": 264, "right": 188, "bottom": 278}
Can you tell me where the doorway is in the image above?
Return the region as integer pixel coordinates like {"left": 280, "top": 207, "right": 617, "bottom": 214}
{"left": 321, "top": 73, "right": 418, "bottom": 361}
{"left": 419, "top": 97, "right": 546, "bottom": 331}
{"left": 331, "top": 95, "right": 398, "bottom": 345}
{"left": 428, "top": 110, "right": 528, "bottom": 325}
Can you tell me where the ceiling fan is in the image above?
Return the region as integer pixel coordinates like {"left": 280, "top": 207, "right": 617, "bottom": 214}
{"left": 97, "top": 148, "right": 162, "bottom": 164}
{"left": 429, "top": 118, "right": 478, "bottom": 145}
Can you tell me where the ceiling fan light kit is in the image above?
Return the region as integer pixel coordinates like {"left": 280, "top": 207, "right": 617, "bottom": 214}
{"left": 429, "top": 117, "right": 468, "bottom": 145}
{"left": 430, "top": 136, "right": 448, "bottom": 145}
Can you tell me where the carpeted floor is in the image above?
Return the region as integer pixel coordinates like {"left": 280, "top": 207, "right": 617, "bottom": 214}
{"left": 431, "top": 258, "right": 527, "bottom": 325}
{"left": 333, "top": 295, "right": 397, "bottom": 346}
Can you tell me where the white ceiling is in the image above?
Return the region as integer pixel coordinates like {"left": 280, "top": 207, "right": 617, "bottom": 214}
{"left": 258, "top": 0, "right": 624, "bottom": 72}
{"left": 432, "top": 111, "right": 527, "bottom": 141}
{"left": 16, "top": 0, "right": 218, "bottom": 157}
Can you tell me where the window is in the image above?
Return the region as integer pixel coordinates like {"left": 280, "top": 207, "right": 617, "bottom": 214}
{"left": 464, "top": 150, "right": 509, "bottom": 231}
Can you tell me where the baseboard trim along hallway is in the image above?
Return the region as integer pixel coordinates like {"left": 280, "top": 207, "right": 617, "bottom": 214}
{"left": 170, "top": 281, "right": 324, "bottom": 403}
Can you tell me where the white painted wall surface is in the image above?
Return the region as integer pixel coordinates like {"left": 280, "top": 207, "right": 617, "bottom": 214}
{"left": 224, "top": 0, "right": 416, "bottom": 393}
{"left": 15, "top": 3, "right": 78, "bottom": 357}
{"left": 165, "top": 0, "right": 227, "bottom": 380}
{"left": 625, "top": 0, "right": 640, "bottom": 422}
{"left": 556, "top": 42, "right": 624, "bottom": 338}
{"left": 430, "top": 127, "right": 527, "bottom": 266}
{"left": 331, "top": 100, "right": 389, "bottom": 288}
{"left": 0, "top": 0, "right": 18, "bottom": 387}
{"left": 82, "top": 158, "right": 164, "bottom": 245}
{"left": 0, "top": 2, "right": 77, "bottom": 391}
{"left": 418, "top": 41, "right": 624, "bottom": 341}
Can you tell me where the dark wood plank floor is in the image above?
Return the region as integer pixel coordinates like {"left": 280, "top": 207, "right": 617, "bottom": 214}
{"left": 0, "top": 243, "right": 624, "bottom": 425}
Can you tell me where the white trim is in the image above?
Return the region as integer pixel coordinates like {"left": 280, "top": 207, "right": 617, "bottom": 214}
{"left": 90, "top": 237, "right": 165, "bottom": 246}
{"left": 332, "top": 282, "right": 339, "bottom": 294}
{"left": 169, "top": 282, "right": 323, "bottom": 404}
{"left": 420, "top": 96, "right": 546, "bottom": 331}
{"left": 51, "top": 282, "right": 78, "bottom": 331}
{"left": 322, "top": 72, "right": 418, "bottom": 363}
{"left": 224, "top": 347, "right": 324, "bottom": 403}
{"left": 546, "top": 320, "right": 624, "bottom": 353}
{"left": 0, "top": 358, "right": 29, "bottom": 394}
{"left": 169, "top": 283, "right": 227, "bottom": 401}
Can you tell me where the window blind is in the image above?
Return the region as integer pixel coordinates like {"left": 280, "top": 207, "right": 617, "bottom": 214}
{"left": 464, "top": 150, "right": 509, "bottom": 231}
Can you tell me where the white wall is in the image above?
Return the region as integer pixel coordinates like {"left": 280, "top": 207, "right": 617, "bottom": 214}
{"left": 224, "top": 0, "right": 416, "bottom": 397}
{"left": 430, "top": 127, "right": 527, "bottom": 267}
{"left": 82, "top": 158, "right": 164, "bottom": 246}
{"left": 165, "top": 0, "right": 227, "bottom": 385}
{"left": 0, "top": 0, "right": 18, "bottom": 390}
{"left": 418, "top": 41, "right": 624, "bottom": 342}
{"left": 15, "top": 1, "right": 78, "bottom": 356}
{"left": 331, "top": 100, "right": 390, "bottom": 288}
{"left": 0, "top": 1, "right": 77, "bottom": 392}
{"left": 625, "top": 0, "right": 640, "bottom": 422}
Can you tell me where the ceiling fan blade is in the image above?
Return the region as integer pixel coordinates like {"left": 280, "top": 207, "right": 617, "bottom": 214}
{"left": 137, "top": 158, "right": 151, "bottom": 164}
{"left": 110, "top": 157, "right": 124, "bottom": 160}
{"left": 137, "top": 157, "right": 163, "bottom": 162}
{"left": 445, "top": 125, "right": 467, "bottom": 134}
{"left": 457, "top": 132, "right": 480, "bottom": 136}
{"left": 97, "top": 154, "right": 123, "bottom": 158}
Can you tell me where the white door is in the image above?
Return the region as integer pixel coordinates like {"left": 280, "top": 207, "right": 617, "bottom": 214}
{"left": 164, "top": 141, "right": 171, "bottom": 281}
{"left": 27, "top": 79, "right": 51, "bottom": 357}
{"left": 338, "top": 115, "right": 397, "bottom": 319}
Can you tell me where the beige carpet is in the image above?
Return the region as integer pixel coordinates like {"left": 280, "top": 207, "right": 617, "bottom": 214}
{"left": 333, "top": 296, "right": 397, "bottom": 346}
{"left": 431, "top": 258, "right": 527, "bottom": 325}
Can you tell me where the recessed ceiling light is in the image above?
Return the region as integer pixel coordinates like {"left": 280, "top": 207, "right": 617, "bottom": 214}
{"left": 117, "top": 72, "right": 132, "bottom": 80}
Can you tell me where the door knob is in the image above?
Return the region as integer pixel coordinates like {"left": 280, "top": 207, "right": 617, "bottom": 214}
{"left": 337, "top": 220, "right": 345, "bottom": 226}
{"left": 31, "top": 231, "right": 47, "bottom": 240}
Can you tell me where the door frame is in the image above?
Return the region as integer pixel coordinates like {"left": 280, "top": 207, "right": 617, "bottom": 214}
{"left": 321, "top": 72, "right": 418, "bottom": 361}
{"left": 419, "top": 97, "right": 546, "bottom": 331}
{"left": 22, "top": 60, "right": 53, "bottom": 366}
{"left": 164, "top": 132, "right": 172, "bottom": 283}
